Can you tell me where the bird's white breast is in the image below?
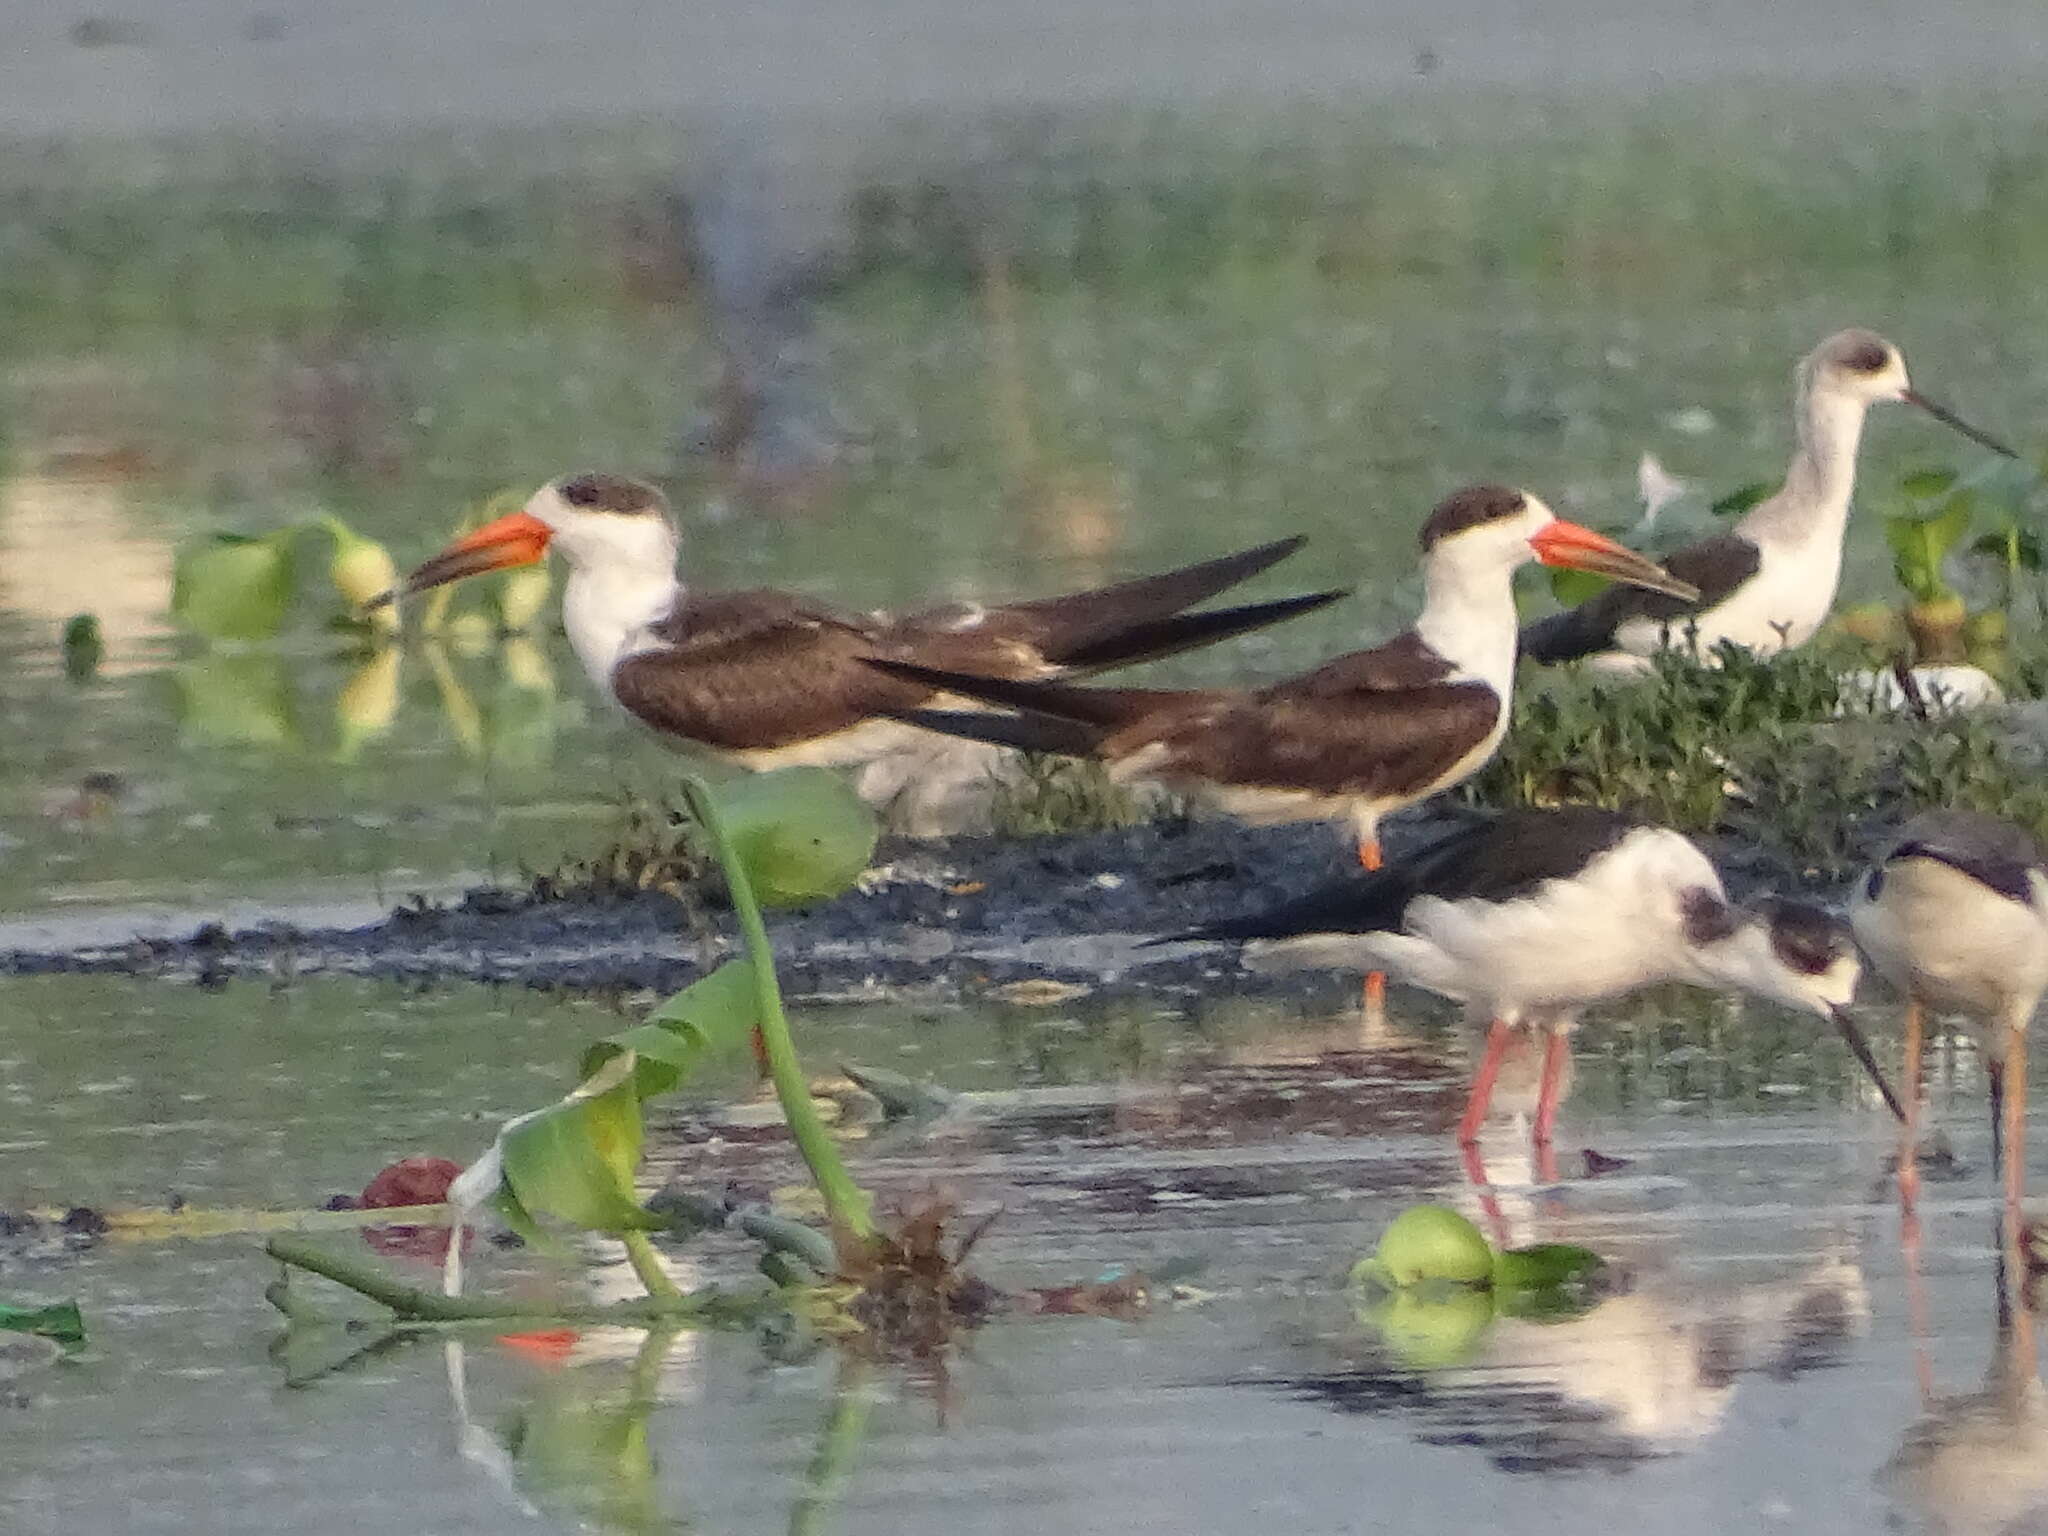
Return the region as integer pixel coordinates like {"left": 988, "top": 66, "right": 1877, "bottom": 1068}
{"left": 1850, "top": 859, "right": 2048, "bottom": 1032}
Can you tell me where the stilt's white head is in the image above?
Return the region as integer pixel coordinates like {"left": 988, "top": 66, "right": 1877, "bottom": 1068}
{"left": 1799, "top": 329, "right": 2015, "bottom": 456}
{"left": 1690, "top": 896, "right": 1863, "bottom": 1018}
{"left": 1801, "top": 329, "right": 1911, "bottom": 406}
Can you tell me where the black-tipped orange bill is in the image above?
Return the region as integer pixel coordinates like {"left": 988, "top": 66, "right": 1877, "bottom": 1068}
{"left": 1901, "top": 389, "right": 2018, "bottom": 459}
{"left": 1530, "top": 519, "right": 1700, "bottom": 602}
{"left": 387, "top": 511, "right": 553, "bottom": 602}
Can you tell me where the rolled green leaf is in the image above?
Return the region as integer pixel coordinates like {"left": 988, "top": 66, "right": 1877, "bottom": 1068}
{"left": 172, "top": 530, "right": 296, "bottom": 642}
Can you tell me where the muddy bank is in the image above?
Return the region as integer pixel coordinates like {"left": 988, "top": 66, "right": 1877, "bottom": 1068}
{"left": 0, "top": 805, "right": 1850, "bottom": 1000}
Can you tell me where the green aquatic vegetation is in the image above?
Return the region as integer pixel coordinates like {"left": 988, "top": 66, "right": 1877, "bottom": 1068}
{"left": 1469, "top": 641, "right": 1858, "bottom": 833}
{"left": 987, "top": 753, "right": 1166, "bottom": 838}
{"left": 0, "top": 1298, "right": 86, "bottom": 1348}
{"left": 1349, "top": 1204, "right": 1609, "bottom": 1369}
{"left": 270, "top": 768, "right": 879, "bottom": 1326}
{"left": 171, "top": 529, "right": 298, "bottom": 643}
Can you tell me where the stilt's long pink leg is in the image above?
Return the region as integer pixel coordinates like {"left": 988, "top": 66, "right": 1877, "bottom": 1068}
{"left": 2003, "top": 1025, "right": 2028, "bottom": 1252}
{"left": 1458, "top": 1019, "right": 1514, "bottom": 1146}
{"left": 1532, "top": 1029, "right": 1570, "bottom": 1185}
{"left": 1898, "top": 997, "right": 1925, "bottom": 1215}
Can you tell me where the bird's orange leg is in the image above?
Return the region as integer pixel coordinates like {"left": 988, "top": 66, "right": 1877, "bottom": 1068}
{"left": 1358, "top": 834, "right": 1387, "bottom": 1010}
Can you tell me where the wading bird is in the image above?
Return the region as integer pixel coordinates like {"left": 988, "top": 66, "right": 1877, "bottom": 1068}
{"left": 1150, "top": 806, "right": 1898, "bottom": 1169}
{"left": 378, "top": 472, "right": 1347, "bottom": 827}
{"left": 871, "top": 487, "right": 1696, "bottom": 871}
{"left": 1521, "top": 329, "right": 2016, "bottom": 672}
{"left": 1850, "top": 810, "right": 2048, "bottom": 1219}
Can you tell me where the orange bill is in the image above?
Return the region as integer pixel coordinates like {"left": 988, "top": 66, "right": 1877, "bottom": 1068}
{"left": 1529, "top": 519, "right": 1699, "bottom": 602}
{"left": 369, "top": 512, "right": 553, "bottom": 608}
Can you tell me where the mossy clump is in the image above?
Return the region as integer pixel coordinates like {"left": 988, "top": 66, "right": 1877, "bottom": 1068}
{"left": 987, "top": 753, "right": 1173, "bottom": 839}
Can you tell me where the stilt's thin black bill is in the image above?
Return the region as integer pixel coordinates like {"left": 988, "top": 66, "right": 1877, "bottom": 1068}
{"left": 1829, "top": 1004, "right": 1907, "bottom": 1124}
{"left": 1902, "top": 389, "right": 2019, "bottom": 459}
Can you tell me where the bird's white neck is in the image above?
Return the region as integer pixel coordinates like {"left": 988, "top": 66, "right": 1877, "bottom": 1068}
{"left": 1740, "top": 386, "right": 1870, "bottom": 549}
{"left": 1412, "top": 548, "right": 1520, "bottom": 696}
{"left": 561, "top": 560, "right": 683, "bottom": 693}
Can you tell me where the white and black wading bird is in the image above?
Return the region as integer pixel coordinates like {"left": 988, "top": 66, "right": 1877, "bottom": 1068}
{"left": 1851, "top": 810, "right": 2048, "bottom": 1220}
{"left": 1151, "top": 806, "right": 1902, "bottom": 1155}
{"left": 870, "top": 487, "right": 1697, "bottom": 872}
{"left": 377, "top": 472, "right": 1347, "bottom": 829}
{"left": 1520, "top": 329, "right": 2016, "bottom": 672}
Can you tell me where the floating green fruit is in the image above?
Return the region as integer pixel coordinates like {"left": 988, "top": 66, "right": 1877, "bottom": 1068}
{"left": 171, "top": 530, "right": 296, "bottom": 643}
{"left": 704, "top": 768, "right": 880, "bottom": 907}
{"left": 1369, "top": 1204, "right": 1495, "bottom": 1287}
{"left": 320, "top": 516, "right": 400, "bottom": 635}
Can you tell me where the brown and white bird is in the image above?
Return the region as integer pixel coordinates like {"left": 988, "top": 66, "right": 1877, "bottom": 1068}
{"left": 382, "top": 472, "right": 1346, "bottom": 821}
{"left": 871, "top": 486, "right": 1697, "bottom": 868}
{"left": 1521, "top": 329, "right": 2016, "bottom": 672}
{"left": 1851, "top": 810, "right": 2048, "bottom": 1220}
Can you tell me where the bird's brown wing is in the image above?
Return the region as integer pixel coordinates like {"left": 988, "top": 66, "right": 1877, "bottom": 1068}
{"left": 616, "top": 591, "right": 917, "bottom": 751}
{"left": 1519, "top": 532, "right": 1762, "bottom": 663}
{"left": 1136, "top": 675, "right": 1500, "bottom": 802}
{"left": 618, "top": 589, "right": 1073, "bottom": 751}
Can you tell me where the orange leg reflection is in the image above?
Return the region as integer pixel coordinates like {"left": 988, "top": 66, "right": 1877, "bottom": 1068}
{"left": 1358, "top": 835, "right": 1387, "bottom": 1013}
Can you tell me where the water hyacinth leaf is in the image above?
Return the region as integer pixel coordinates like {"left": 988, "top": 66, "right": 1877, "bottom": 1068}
{"left": 1492, "top": 1243, "right": 1609, "bottom": 1321}
{"left": 1899, "top": 466, "right": 1959, "bottom": 501}
{"left": 1973, "top": 527, "right": 2043, "bottom": 572}
{"left": 1546, "top": 565, "right": 1611, "bottom": 607}
{"left": 172, "top": 530, "right": 297, "bottom": 642}
{"left": 496, "top": 1054, "right": 659, "bottom": 1234}
{"left": 0, "top": 1299, "right": 86, "bottom": 1347}
{"left": 175, "top": 653, "right": 297, "bottom": 748}
{"left": 703, "top": 768, "right": 879, "bottom": 907}
{"left": 580, "top": 959, "right": 760, "bottom": 1099}
{"left": 1708, "top": 480, "right": 1773, "bottom": 518}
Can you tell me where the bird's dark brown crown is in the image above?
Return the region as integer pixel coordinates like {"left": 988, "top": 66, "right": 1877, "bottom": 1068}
{"left": 1762, "top": 900, "right": 1852, "bottom": 976}
{"left": 1417, "top": 485, "right": 1527, "bottom": 551}
{"left": 555, "top": 471, "right": 664, "bottom": 515}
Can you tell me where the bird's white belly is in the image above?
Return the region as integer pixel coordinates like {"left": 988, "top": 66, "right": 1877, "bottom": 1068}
{"left": 1250, "top": 828, "right": 1707, "bottom": 1016}
{"left": 1614, "top": 547, "right": 1837, "bottom": 661}
{"left": 1850, "top": 859, "right": 2048, "bottom": 1027}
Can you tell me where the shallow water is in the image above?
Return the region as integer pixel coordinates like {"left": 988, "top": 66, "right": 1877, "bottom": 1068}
{"left": 3, "top": 973, "right": 2042, "bottom": 1535}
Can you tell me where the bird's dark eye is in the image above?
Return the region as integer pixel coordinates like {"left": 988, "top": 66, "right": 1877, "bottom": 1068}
{"left": 1842, "top": 341, "right": 1890, "bottom": 374}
